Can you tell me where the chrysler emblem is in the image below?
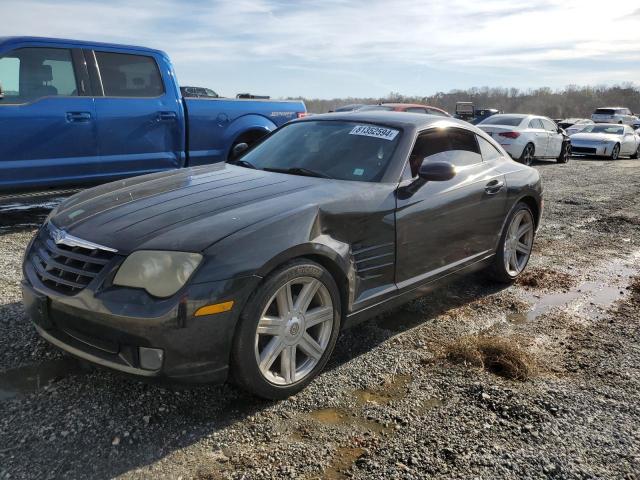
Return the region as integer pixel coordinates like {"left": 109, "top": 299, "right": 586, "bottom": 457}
{"left": 47, "top": 223, "right": 118, "bottom": 253}
{"left": 52, "top": 227, "right": 68, "bottom": 245}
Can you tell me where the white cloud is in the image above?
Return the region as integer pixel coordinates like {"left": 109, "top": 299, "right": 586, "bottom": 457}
{"left": 2, "top": 0, "right": 640, "bottom": 96}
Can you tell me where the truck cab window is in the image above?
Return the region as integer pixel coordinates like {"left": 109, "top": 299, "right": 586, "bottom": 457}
{"left": 94, "top": 52, "right": 164, "bottom": 97}
{"left": 0, "top": 48, "right": 77, "bottom": 104}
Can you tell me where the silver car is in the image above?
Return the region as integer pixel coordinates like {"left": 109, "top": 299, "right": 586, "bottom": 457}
{"left": 591, "top": 107, "right": 638, "bottom": 125}
{"left": 570, "top": 123, "right": 640, "bottom": 159}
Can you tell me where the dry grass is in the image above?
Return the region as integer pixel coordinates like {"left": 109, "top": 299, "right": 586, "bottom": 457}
{"left": 445, "top": 335, "right": 536, "bottom": 381}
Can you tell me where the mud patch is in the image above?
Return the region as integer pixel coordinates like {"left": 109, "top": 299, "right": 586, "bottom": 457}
{"left": 0, "top": 357, "right": 85, "bottom": 401}
{"left": 445, "top": 335, "right": 535, "bottom": 381}
{"left": 307, "top": 408, "right": 389, "bottom": 435}
{"left": 591, "top": 214, "right": 640, "bottom": 233}
{"left": 516, "top": 267, "right": 576, "bottom": 291}
{"left": 322, "top": 446, "right": 366, "bottom": 480}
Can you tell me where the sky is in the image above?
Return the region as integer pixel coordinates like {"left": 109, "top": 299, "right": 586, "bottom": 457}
{"left": 2, "top": 0, "right": 640, "bottom": 99}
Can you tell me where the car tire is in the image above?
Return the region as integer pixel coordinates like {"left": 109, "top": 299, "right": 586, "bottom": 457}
{"left": 611, "top": 143, "right": 620, "bottom": 160}
{"left": 487, "top": 202, "right": 535, "bottom": 283}
{"left": 519, "top": 143, "right": 535, "bottom": 166}
{"left": 557, "top": 142, "right": 570, "bottom": 163}
{"left": 230, "top": 259, "right": 341, "bottom": 400}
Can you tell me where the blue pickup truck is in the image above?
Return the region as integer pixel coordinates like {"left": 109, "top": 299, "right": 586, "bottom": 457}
{"left": 0, "top": 37, "right": 306, "bottom": 193}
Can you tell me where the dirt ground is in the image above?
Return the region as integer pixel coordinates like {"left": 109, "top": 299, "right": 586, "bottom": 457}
{"left": 0, "top": 156, "right": 639, "bottom": 479}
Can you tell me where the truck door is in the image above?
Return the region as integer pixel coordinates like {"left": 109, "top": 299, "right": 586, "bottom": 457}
{"left": 88, "top": 50, "right": 184, "bottom": 178}
{"left": 0, "top": 46, "right": 98, "bottom": 191}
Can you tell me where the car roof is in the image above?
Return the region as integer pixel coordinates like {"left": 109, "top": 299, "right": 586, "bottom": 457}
{"left": 0, "top": 36, "right": 165, "bottom": 56}
{"left": 295, "top": 110, "right": 475, "bottom": 130}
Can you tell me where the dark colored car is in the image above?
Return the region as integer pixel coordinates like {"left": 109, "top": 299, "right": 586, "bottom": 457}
{"left": 359, "top": 103, "right": 451, "bottom": 117}
{"left": 470, "top": 108, "right": 502, "bottom": 125}
{"left": 22, "top": 112, "right": 542, "bottom": 399}
{"left": 330, "top": 103, "right": 365, "bottom": 113}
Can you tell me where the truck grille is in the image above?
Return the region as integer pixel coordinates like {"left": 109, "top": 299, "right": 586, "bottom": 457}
{"left": 29, "top": 227, "right": 115, "bottom": 295}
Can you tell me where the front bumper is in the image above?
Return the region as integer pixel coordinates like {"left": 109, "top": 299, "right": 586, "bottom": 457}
{"left": 22, "top": 259, "right": 260, "bottom": 384}
{"left": 570, "top": 141, "right": 614, "bottom": 157}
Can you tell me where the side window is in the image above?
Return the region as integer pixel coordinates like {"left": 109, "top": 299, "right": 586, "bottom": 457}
{"left": 477, "top": 135, "right": 502, "bottom": 161}
{"left": 406, "top": 107, "right": 427, "bottom": 114}
{"left": 541, "top": 118, "right": 557, "bottom": 132}
{"left": 94, "top": 52, "right": 164, "bottom": 97}
{"left": 528, "top": 118, "right": 543, "bottom": 129}
{"left": 408, "top": 128, "right": 482, "bottom": 176}
{"left": 0, "top": 47, "right": 77, "bottom": 104}
{"left": 426, "top": 108, "right": 447, "bottom": 117}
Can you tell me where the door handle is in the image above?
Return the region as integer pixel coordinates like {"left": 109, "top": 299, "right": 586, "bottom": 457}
{"left": 66, "top": 111, "right": 92, "bottom": 123}
{"left": 485, "top": 179, "right": 505, "bottom": 195}
{"left": 157, "top": 111, "right": 177, "bottom": 121}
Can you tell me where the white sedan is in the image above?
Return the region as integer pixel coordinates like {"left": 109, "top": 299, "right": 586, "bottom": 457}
{"left": 570, "top": 124, "right": 640, "bottom": 159}
{"left": 477, "top": 114, "right": 570, "bottom": 165}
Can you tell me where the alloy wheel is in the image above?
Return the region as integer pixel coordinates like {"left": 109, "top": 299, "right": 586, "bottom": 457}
{"left": 523, "top": 144, "right": 534, "bottom": 165}
{"left": 254, "top": 277, "right": 334, "bottom": 385}
{"left": 612, "top": 144, "right": 620, "bottom": 160}
{"left": 503, "top": 210, "right": 534, "bottom": 276}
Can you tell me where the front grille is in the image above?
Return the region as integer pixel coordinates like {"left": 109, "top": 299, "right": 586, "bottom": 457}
{"left": 572, "top": 146, "right": 597, "bottom": 154}
{"left": 30, "top": 228, "right": 115, "bottom": 295}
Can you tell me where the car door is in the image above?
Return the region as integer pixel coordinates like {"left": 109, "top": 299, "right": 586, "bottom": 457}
{"left": 0, "top": 45, "right": 98, "bottom": 190}
{"left": 541, "top": 118, "right": 562, "bottom": 158}
{"left": 527, "top": 118, "right": 548, "bottom": 157}
{"left": 88, "top": 49, "right": 184, "bottom": 179}
{"left": 395, "top": 127, "right": 508, "bottom": 288}
{"left": 621, "top": 126, "right": 636, "bottom": 155}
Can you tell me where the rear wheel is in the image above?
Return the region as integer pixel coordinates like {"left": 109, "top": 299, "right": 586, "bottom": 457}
{"left": 557, "top": 142, "right": 570, "bottom": 163}
{"left": 631, "top": 145, "right": 639, "bottom": 159}
{"left": 611, "top": 143, "right": 620, "bottom": 160}
{"left": 231, "top": 260, "right": 341, "bottom": 399}
{"left": 488, "top": 202, "right": 535, "bottom": 283}
{"left": 519, "top": 143, "right": 535, "bottom": 166}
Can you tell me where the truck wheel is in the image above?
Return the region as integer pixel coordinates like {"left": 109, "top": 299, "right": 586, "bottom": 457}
{"left": 231, "top": 259, "right": 341, "bottom": 399}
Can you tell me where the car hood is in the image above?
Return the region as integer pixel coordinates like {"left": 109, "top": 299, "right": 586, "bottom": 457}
{"left": 570, "top": 133, "right": 621, "bottom": 142}
{"left": 49, "top": 164, "right": 350, "bottom": 254}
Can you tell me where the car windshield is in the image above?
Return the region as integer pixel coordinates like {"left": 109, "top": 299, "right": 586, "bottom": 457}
{"left": 581, "top": 124, "right": 624, "bottom": 135}
{"left": 478, "top": 115, "right": 524, "bottom": 126}
{"left": 234, "top": 121, "right": 402, "bottom": 182}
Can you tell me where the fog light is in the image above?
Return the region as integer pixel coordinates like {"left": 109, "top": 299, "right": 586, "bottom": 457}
{"left": 139, "top": 347, "right": 164, "bottom": 371}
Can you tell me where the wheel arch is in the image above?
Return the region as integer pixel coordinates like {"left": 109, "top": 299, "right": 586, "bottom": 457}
{"left": 517, "top": 195, "right": 541, "bottom": 229}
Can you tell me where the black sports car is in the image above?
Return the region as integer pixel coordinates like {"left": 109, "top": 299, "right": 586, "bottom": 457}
{"left": 22, "top": 112, "right": 543, "bottom": 399}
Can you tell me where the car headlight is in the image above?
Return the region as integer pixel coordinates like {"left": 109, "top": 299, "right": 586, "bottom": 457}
{"left": 113, "top": 251, "right": 203, "bottom": 298}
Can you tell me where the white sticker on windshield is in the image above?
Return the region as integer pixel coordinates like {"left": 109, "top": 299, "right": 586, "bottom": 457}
{"left": 349, "top": 125, "right": 399, "bottom": 141}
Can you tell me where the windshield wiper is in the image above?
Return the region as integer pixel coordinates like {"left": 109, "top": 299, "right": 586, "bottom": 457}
{"left": 229, "top": 159, "right": 257, "bottom": 169}
{"left": 262, "top": 167, "right": 332, "bottom": 179}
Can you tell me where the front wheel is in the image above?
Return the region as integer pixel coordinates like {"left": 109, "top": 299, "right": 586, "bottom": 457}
{"left": 231, "top": 260, "right": 341, "bottom": 399}
{"left": 488, "top": 202, "right": 535, "bottom": 283}
{"left": 519, "top": 143, "right": 535, "bottom": 166}
{"left": 557, "top": 142, "right": 570, "bottom": 163}
{"left": 611, "top": 143, "right": 620, "bottom": 160}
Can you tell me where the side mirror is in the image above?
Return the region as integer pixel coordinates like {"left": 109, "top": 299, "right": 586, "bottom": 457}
{"left": 418, "top": 161, "right": 456, "bottom": 182}
{"left": 231, "top": 142, "right": 249, "bottom": 158}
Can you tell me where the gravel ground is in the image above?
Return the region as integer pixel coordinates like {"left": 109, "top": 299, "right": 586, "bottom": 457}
{"left": 1, "top": 156, "right": 639, "bottom": 479}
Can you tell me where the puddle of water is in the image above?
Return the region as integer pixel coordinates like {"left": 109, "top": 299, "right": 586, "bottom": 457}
{"left": 308, "top": 408, "right": 389, "bottom": 435}
{"left": 322, "top": 446, "right": 366, "bottom": 480}
{"left": 353, "top": 374, "right": 412, "bottom": 406}
{"left": 509, "top": 255, "right": 639, "bottom": 323}
{"left": 0, "top": 357, "right": 85, "bottom": 401}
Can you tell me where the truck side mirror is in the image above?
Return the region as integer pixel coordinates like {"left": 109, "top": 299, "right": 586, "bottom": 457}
{"left": 231, "top": 142, "right": 249, "bottom": 158}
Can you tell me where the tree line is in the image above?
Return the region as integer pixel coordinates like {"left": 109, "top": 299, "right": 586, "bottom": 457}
{"left": 291, "top": 83, "right": 640, "bottom": 118}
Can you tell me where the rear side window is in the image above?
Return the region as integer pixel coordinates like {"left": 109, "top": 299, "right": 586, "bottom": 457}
{"left": 0, "top": 47, "right": 77, "bottom": 104}
{"left": 480, "top": 115, "right": 524, "bottom": 126}
{"left": 594, "top": 108, "right": 615, "bottom": 115}
{"left": 408, "top": 127, "right": 482, "bottom": 176}
{"left": 426, "top": 108, "right": 448, "bottom": 117}
{"left": 406, "top": 107, "right": 427, "bottom": 114}
{"left": 95, "top": 52, "right": 163, "bottom": 97}
{"left": 529, "top": 119, "right": 544, "bottom": 129}
{"left": 477, "top": 136, "right": 502, "bottom": 161}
